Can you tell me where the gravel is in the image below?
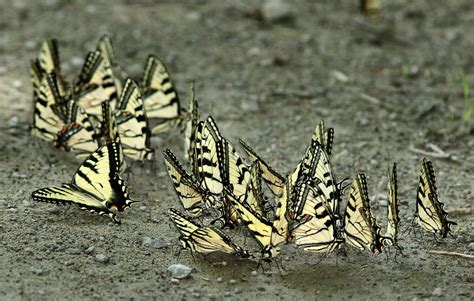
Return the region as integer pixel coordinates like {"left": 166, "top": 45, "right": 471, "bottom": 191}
{"left": 95, "top": 254, "right": 110, "bottom": 263}
{"left": 167, "top": 264, "right": 192, "bottom": 279}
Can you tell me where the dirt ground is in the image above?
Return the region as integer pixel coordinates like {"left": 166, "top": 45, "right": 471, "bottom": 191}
{"left": 1, "top": 0, "right": 473, "bottom": 300}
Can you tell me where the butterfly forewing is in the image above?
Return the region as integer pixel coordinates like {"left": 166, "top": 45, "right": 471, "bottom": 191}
{"left": 163, "top": 149, "right": 206, "bottom": 217}
{"left": 239, "top": 139, "right": 286, "bottom": 197}
{"left": 141, "top": 55, "right": 181, "bottom": 123}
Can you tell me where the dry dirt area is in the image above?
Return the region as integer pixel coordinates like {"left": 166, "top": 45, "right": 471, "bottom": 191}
{"left": 0, "top": 0, "right": 473, "bottom": 300}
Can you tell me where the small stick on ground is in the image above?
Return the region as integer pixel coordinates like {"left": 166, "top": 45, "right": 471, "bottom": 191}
{"left": 408, "top": 144, "right": 460, "bottom": 163}
{"left": 427, "top": 250, "right": 474, "bottom": 259}
{"left": 447, "top": 208, "right": 473, "bottom": 217}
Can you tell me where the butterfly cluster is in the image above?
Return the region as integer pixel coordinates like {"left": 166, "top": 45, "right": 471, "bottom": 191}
{"left": 30, "top": 36, "right": 181, "bottom": 161}
{"left": 28, "top": 36, "right": 457, "bottom": 264}
{"left": 167, "top": 95, "right": 457, "bottom": 263}
{"left": 30, "top": 36, "right": 183, "bottom": 222}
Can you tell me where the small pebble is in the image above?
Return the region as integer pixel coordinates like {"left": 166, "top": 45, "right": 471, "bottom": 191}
{"left": 68, "top": 248, "right": 81, "bottom": 255}
{"left": 22, "top": 200, "right": 31, "bottom": 207}
{"left": 216, "top": 277, "right": 223, "bottom": 283}
{"left": 8, "top": 116, "right": 18, "bottom": 127}
{"left": 261, "top": 0, "right": 292, "bottom": 22}
{"left": 84, "top": 246, "right": 95, "bottom": 254}
{"left": 191, "top": 292, "right": 201, "bottom": 298}
{"left": 138, "top": 205, "right": 147, "bottom": 211}
{"left": 224, "top": 292, "right": 231, "bottom": 297}
{"left": 24, "top": 247, "right": 34, "bottom": 255}
{"left": 171, "top": 278, "right": 180, "bottom": 285}
{"left": 229, "top": 279, "right": 237, "bottom": 284}
{"left": 24, "top": 40, "right": 37, "bottom": 49}
{"left": 70, "top": 56, "right": 84, "bottom": 66}
{"left": 251, "top": 270, "right": 258, "bottom": 276}
{"left": 47, "top": 207, "right": 61, "bottom": 214}
{"left": 167, "top": 264, "right": 192, "bottom": 279}
{"left": 95, "top": 254, "right": 110, "bottom": 263}
{"left": 12, "top": 171, "right": 28, "bottom": 179}
{"left": 142, "top": 237, "right": 170, "bottom": 249}
{"left": 30, "top": 266, "right": 45, "bottom": 275}
{"left": 12, "top": 80, "right": 23, "bottom": 88}
{"left": 7, "top": 208, "right": 17, "bottom": 214}
{"left": 221, "top": 261, "right": 227, "bottom": 266}
{"left": 234, "top": 287, "right": 242, "bottom": 294}
{"left": 378, "top": 199, "right": 388, "bottom": 207}
{"left": 432, "top": 287, "right": 443, "bottom": 296}
{"left": 467, "top": 242, "right": 474, "bottom": 251}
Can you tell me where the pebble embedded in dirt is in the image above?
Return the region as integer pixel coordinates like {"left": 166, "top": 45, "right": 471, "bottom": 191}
{"left": 47, "top": 207, "right": 61, "bottom": 214}
{"left": 12, "top": 171, "right": 28, "bottom": 179}
{"left": 170, "top": 278, "right": 180, "bottom": 285}
{"left": 431, "top": 287, "right": 443, "bottom": 296}
{"left": 84, "top": 246, "right": 95, "bottom": 254}
{"left": 31, "top": 266, "right": 46, "bottom": 275}
{"left": 261, "top": 0, "right": 292, "bottom": 23}
{"left": 468, "top": 242, "right": 474, "bottom": 251}
{"left": 167, "top": 264, "right": 192, "bottom": 279}
{"left": 142, "top": 237, "right": 169, "bottom": 249}
{"left": 95, "top": 254, "right": 110, "bottom": 263}
{"left": 8, "top": 116, "right": 18, "bottom": 127}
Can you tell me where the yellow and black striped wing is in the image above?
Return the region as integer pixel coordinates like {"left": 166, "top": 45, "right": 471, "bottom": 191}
{"left": 415, "top": 158, "right": 456, "bottom": 237}
{"left": 98, "top": 100, "right": 120, "bottom": 145}
{"left": 197, "top": 117, "right": 225, "bottom": 195}
{"left": 31, "top": 143, "right": 133, "bottom": 223}
{"left": 97, "top": 35, "right": 127, "bottom": 94}
{"left": 163, "top": 149, "right": 206, "bottom": 217}
{"left": 386, "top": 163, "right": 400, "bottom": 243}
{"left": 291, "top": 140, "right": 340, "bottom": 216}
{"left": 225, "top": 191, "right": 272, "bottom": 250}
{"left": 141, "top": 55, "right": 181, "bottom": 129}
{"left": 244, "top": 162, "right": 266, "bottom": 217}
{"left": 168, "top": 208, "right": 245, "bottom": 255}
{"left": 227, "top": 141, "right": 251, "bottom": 200}
{"left": 311, "top": 120, "right": 334, "bottom": 157}
{"left": 291, "top": 183, "right": 341, "bottom": 253}
{"left": 55, "top": 98, "right": 98, "bottom": 159}
{"left": 184, "top": 84, "right": 200, "bottom": 172}
{"left": 31, "top": 184, "right": 122, "bottom": 223}
{"left": 239, "top": 139, "right": 286, "bottom": 197}
{"left": 31, "top": 39, "right": 68, "bottom": 97}
{"left": 343, "top": 174, "right": 373, "bottom": 251}
{"left": 31, "top": 73, "right": 66, "bottom": 141}
{"left": 75, "top": 51, "right": 118, "bottom": 117}
{"left": 115, "top": 79, "right": 153, "bottom": 161}
{"left": 71, "top": 143, "right": 133, "bottom": 211}
{"left": 265, "top": 181, "right": 290, "bottom": 258}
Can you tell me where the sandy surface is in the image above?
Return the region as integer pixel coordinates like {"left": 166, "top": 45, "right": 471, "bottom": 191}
{"left": 1, "top": 0, "right": 473, "bottom": 300}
